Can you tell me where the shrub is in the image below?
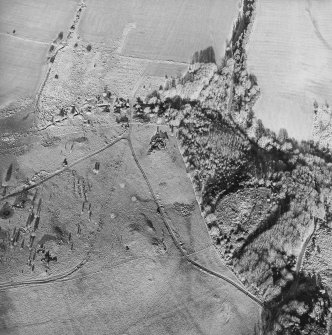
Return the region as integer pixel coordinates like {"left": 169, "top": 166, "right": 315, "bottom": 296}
{"left": 248, "top": 73, "right": 258, "bottom": 86}
{"left": 146, "top": 90, "right": 160, "bottom": 102}
{"left": 255, "top": 119, "right": 265, "bottom": 139}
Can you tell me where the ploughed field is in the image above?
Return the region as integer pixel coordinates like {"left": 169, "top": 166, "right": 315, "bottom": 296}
{"left": 247, "top": 0, "right": 332, "bottom": 140}
{"left": 0, "top": 0, "right": 79, "bottom": 109}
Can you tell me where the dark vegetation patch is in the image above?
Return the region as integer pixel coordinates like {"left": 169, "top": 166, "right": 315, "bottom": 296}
{"left": 0, "top": 203, "right": 14, "bottom": 220}
{"left": 141, "top": 213, "right": 155, "bottom": 231}
{"left": 38, "top": 234, "right": 57, "bottom": 246}
{"left": 73, "top": 136, "right": 88, "bottom": 143}
{"left": 52, "top": 225, "right": 67, "bottom": 242}
{"left": 191, "top": 46, "right": 216, "bottom": 64}
{"left": 173, "top": 202, "right": 195, "bottom": 217}
{"left": 262, "top": 273, "right": 331, "bottom": 335}
{"left": 5, "top": 164, "right": 13, "bottom": 182}
{"left": 148, "top": 127, "right": 168, "bottom": 153}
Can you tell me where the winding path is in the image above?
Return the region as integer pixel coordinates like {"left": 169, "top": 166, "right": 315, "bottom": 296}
{"left": 0, "top": 258, "right": 87, "bottom": 290}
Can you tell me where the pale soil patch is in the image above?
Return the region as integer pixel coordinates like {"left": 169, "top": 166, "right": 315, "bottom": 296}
{"left": 247, "top": 0, "right": 332, "bottom": 140}
{"left": 0, "top": 0, "right": 79, "bottom": 43}
{"left": 0, "top": 34, "right": 47, "bottom": 108}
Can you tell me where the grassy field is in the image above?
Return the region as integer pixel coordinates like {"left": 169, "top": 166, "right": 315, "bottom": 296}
{"left": 0, "top": 120, "right": 261, "bottom": 334}
{"left": 247, "top": 0, "right": 332, "bottom": 140}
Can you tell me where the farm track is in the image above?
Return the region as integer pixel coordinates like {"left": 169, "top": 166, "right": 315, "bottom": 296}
{"left": 118, "top": 54, "right": 189, "bottom": 66}
{"left": 0, "top": 258, "right": 87, "bottom": 291}
{"left": 0, "top": 131, "right": 127, "bottom": 202}
{"left": 0, "top": 32, "right": 48, "bottom": 45}
{"left": 127, "top": 99, "right": 263, "bottom": 307}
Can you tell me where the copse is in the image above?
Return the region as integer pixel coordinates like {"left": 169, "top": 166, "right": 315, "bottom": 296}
{"left": 191, "top": 46, "right": 216, "bottom": 64}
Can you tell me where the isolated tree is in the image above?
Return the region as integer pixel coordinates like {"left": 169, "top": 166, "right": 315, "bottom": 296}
{"left": 248, "top": 73, "right": 258, "bottom": 86}
{"left": 246, "top": 109, "right": 254, "bottom": 128}
{"left": 255, "top": 119, "right": 265, "bottom": 139}
{"left": 86, "top": 44, "right": 92, "bottom": 52}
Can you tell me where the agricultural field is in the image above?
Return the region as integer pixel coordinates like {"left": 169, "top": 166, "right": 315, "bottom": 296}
{"left": 247, "top": 0, "right": 332, "bottom": 140}
{"left": 80, "top": 0, "right": 239, "bottom": 75}
{"left": 0, "top": 34, "right": 47, "bottom": 109}
{"left": 0, "top": 0, "right": 79, "bottom": 110}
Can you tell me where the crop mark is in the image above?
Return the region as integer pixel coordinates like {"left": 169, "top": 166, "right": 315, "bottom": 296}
{"left": 117, "top": 22, "right": 136, "bottom": 54}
